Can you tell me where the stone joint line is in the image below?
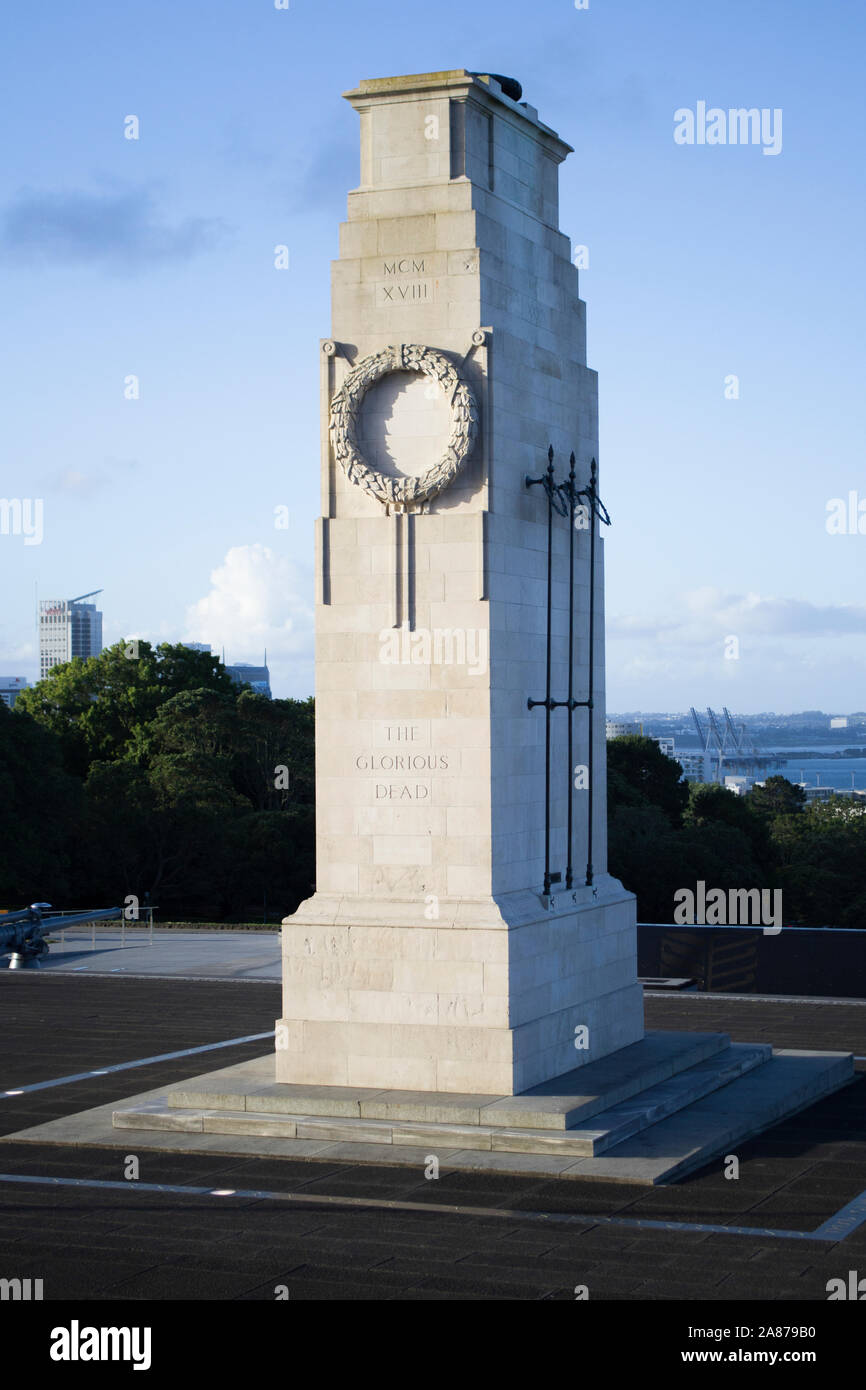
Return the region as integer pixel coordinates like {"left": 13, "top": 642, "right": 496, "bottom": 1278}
{"left": 1, "top": 1173, "right": 864, "bottom": 1244}
{"left": 1, "top": 1032, "right": 275, "bottom": 1097}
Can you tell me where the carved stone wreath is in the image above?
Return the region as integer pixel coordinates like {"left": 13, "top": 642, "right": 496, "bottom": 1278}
{"left": 329, "top": 343, "right": 479, "bottom": 508}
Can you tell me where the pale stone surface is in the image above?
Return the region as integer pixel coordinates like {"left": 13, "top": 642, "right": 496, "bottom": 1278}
{"left": 3, "top": 1045, "right": 855, "bottom": 1185}
{"left": 279, "top": 70, "right": 643, "bottom": 1093}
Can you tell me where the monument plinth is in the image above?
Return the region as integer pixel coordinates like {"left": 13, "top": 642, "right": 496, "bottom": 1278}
{"left": 276, "top": 70, "right": 644, "bottom": 1094}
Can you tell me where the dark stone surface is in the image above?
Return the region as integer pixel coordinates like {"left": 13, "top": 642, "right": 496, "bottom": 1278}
{"left": 0, "top": 972, "right": 864, "bottom": 1300}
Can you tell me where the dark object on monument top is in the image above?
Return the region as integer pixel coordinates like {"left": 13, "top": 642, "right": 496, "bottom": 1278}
{"left": 475, "top": 73, "right": 523, "bottom": 102}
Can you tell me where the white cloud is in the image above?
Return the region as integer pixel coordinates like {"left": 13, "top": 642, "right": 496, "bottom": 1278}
{"left": 606, "top": 588, "right": 866, "bottom": 710}
{"left": 185, "top": 544, "right": 314, "bottom": 696}
{"left": 609, "top": 589, "right": 866, "bottom": 644}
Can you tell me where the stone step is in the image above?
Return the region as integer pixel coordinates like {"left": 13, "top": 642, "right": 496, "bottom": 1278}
{"left": 577, "top": 1050, "right": 855, "bottom": 1183}
{"left": 164, "top": 1029, "right": 731, "bottom": 1132}
{"left": 114, "top": 1042, "right": 773, "bottom": 1159}
{"left": 111, "top": 1049, "right": 854, "bottom": 1183}
{"left": 511, "top": 1042, "right": 772, "bottom": 1156}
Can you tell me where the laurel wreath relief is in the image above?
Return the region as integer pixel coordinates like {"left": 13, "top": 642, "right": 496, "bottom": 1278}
{"left": 328, "top": 343, "right": 479, "bottom": 508}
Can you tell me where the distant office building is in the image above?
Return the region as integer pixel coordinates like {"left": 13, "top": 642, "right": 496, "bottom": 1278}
{"left": 606, "top": 720, "right": 642, "bottom": 739}
{"left": 653, "top": 736, "right": 676, "bottom": 758}
{"left": 798, "top": 784, "right": 866, "bottom": 805}
{"left": 227, "top": 663, "right": 272, "bottom": 699}
{"left": 0, "top": 676, "right": 29, "bottom": 708}
{"left": 179, "top": 644, "right": 271, "bottom": 697}
{"left": 38, "top": 590, "right": 103, "bottom": 679}
{"left": 723, "top": 775, "right": 752, "bottom": 795}
{"left": 676, "top": 752, "right": 708, "bottom": 783}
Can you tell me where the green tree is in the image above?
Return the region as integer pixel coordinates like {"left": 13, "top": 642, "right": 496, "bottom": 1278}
{"left": 769, "top": 798, "right": 866, "bottom": 926}
{"left": 607, "top": 804, "right": 683, "bottom": 920}
{"left": 608, "top": 801, "right": 766, "bottom": 922}
{"left": 222, "top": 808, "right": 316, "bottom": 919}
{"left": 607, "top": 736, "right": 688, "bottom": 826}
{"left": 15, "top": 641, "right": 234, "bottom": 777}
{"left": 684, "top": 782, "right": 775, "bottom": 875}
{"left": 78, "top": 686, "right": 317, "bottom": 919}
{"left": 82, "top": 758, "right": 234, "bottom": 916}
{"left": 0, "top": 703, "right": 83, "bottom": 903}
{"left": 233, "top": 692, "right": 315, "bottom": 810}
{"left": 748, "top": 775, "right": 806, "bottom": 820}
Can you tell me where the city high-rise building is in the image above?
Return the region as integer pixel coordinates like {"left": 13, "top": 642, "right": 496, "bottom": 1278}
{"left": 226, "top": 662, "right": 272, "bottom": 699}
{"left": 39, "top": 590, "right": 103, "bottom": 678}
{"left": 0, "top": 676, "right": 29, "bottom": 708}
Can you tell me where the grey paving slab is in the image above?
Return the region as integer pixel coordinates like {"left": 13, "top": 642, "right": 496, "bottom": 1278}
{"left": 438, "top": 1150, "right": 580, "bottom": 1177}
{"left": 38, "top": 929, "right": 282, "bottom": 981}
{"left": 310, "top": 1141, "right": 464, "bottom": 1166}
{"left": 166, "top": 1055, "right": 274, "bottom": 1109}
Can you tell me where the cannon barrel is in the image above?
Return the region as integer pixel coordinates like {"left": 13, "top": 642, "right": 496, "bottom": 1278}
{"left": 0, "top": 905, "right": 120, "bottom": 969}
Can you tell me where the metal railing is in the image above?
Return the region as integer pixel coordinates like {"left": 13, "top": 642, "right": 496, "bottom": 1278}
{"left": 44, "top": 906, "right": 157, "bottom": 955}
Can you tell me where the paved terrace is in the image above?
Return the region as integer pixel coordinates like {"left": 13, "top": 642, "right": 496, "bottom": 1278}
{"left": 0, "top": 937, "right": 865, "bottom": 1301}
{"left": 34, "top": 927, "right": 281, "bottom": 981}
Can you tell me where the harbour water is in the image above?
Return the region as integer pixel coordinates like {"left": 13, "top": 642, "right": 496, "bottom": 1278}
{"left": 672, "top": 745, "right": 866, "bottom": 790}
{"left": 777, "top": 755, "right": 866, "bottom": 791}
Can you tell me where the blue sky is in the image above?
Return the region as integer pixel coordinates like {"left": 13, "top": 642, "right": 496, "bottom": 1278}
{"left": 2, "top": 0, "right": 864, "bottom": 712}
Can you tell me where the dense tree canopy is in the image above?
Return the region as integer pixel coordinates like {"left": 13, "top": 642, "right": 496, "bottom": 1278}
{"left": 605, "top": 738, "right": 865, "bottom": 928}
{"left": 607, "top": 736, "right": 689, "bottom": 827}
{"left": 14, "top": 641, "right": 235, "bottom": 778}
{"left": 748, "top": 775, "right": 807, "bottom": 820}
{"left": 3, "top": 665, "right": 864, "bottom": 929}
{"left": 3, "top": 645, "right": 315, "bottom": 920}
{"left": 0, "top": 701, "right": 83, "bottom": 905}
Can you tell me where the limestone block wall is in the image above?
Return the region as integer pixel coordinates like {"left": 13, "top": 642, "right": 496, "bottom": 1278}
{"left": 315, "top": 70, "right": 611, "bottom": 907}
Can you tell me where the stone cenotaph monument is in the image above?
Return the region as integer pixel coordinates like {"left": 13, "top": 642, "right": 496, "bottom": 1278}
{"left": 275, "top": 69, "right": 644, "bottom": 1096}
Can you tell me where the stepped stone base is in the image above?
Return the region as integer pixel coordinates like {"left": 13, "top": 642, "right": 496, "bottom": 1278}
{"left": 111, "top": 1030, "right": 855, "bottom": 1185}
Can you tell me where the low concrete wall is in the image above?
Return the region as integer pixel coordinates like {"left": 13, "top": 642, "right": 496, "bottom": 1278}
{"left": 638, "top": 924, "right": 866, "bottom": 998}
